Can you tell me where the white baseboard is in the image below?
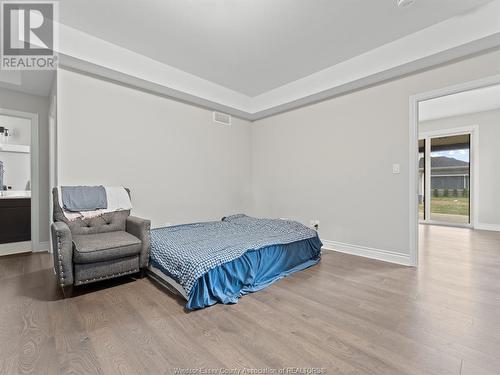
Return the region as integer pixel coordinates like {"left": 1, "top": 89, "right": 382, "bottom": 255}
{"left": 0, "top": 241, "right": 32, "bottom": 256}
{"left": 0, "top": 241, "right": 50, "bottom": 256}
{"left": 322, "top": 239, "right": 412, "bottom": 266}
{"left": 33, "top": 241, "right": 50, "bottom": 252}
{"left": 475, "top": 223, "right": 500, "bottom": 232}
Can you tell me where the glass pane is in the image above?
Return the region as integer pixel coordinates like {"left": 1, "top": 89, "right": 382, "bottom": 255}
{"left": 430, "top": 134, "right": 470, "bottom": 224}
{"left": 418, "top": 139, "right": 425, "bottom": 220}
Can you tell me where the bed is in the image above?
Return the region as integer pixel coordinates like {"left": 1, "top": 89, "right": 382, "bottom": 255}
{"left": 148, "top": 214, "right": 322, "bottom": 309}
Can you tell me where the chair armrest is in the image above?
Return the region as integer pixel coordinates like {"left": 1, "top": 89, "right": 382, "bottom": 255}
{"left": 51, "top": 221, "right": 74, "bottom": 287}
{"left": 126, "top": 216, "right": 151, "bottom": 268}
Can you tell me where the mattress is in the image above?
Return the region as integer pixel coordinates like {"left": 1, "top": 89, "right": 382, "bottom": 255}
{"left": 149, "top": 214, "right": 322, "bottom": 309}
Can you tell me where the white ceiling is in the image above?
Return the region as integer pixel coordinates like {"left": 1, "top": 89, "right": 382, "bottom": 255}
{"left": 419, "top": 84, "right": 500, "bottom": 122}
{"left": 59, "top": 0, "right": 493, "bottom": 97}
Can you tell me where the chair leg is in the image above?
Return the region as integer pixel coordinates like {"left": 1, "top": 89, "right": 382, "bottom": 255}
{"left": 62, "top": 285, "right": 74, "bottom": 298}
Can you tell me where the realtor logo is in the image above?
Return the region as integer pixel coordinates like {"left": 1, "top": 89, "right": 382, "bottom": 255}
{"left": 1, "top": 1, "right": 58, "bottom": 70}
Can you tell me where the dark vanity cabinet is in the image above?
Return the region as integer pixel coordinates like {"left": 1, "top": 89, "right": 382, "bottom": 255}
{"left": 0, "top": 198, "right": 31, "bottom": 244}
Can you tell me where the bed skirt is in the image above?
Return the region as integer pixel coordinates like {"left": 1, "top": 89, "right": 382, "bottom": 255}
{"left": 186, "top": 235, "right": 322, "bottom": 309}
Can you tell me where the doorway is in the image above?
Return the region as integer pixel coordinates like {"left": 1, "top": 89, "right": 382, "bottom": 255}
{"left": 419, "top": 131, "right": 474, "bottom": 226}
{"left": 0, "top": 109, "right": 39, "bottom": 256}
{"left": 409, "top": 74, "right": 500, "bottom": 267}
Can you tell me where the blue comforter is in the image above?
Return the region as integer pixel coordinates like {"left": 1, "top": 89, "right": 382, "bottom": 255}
{"left": 150, "top": 214, "right": 322, "bottom": 309}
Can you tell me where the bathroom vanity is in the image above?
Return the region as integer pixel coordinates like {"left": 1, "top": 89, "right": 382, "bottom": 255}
{"left": 0, "top": 191, "right": 31, "bottom": 244}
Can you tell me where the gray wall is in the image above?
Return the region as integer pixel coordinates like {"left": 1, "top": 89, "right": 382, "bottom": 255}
{"left": 420, "top": 108, "right": 500, "bottom": 227}
{"left": 250, "top": 50, "right": 500, "bottom": 257}
{"left": 57, "top": 68, "right": 252, "bottom": 228}
{"left": 0, "top": 88, "right": 50, "bottom": 244}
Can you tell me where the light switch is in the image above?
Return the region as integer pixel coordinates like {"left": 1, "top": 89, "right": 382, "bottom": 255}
{"left": 392, "top": 164, "right": 400, "bottom": 174}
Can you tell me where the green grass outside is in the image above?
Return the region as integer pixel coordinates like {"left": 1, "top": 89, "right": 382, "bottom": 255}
{"left": 419, "top": 197, "right": 469, "bottom": 216}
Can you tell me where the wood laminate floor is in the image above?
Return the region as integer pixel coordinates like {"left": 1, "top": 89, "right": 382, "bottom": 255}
{"left": 1, "top": 225, "right": 499, "bottom": 375}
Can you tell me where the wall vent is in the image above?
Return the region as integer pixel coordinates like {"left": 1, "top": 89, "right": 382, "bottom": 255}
{"left": 213, "top": 112, "right": 231, "bottom": 125}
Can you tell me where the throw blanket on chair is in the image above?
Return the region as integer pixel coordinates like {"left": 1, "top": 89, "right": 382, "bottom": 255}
{"left": 58, "top": 186, "right": 132, "bottom": 221}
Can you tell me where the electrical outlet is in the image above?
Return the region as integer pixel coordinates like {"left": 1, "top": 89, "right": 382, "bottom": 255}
{"left": 392, "top": 164, "right": 401, "bottom": 174}
{"left": 310, "top": 219, "right": 320, "bottom": 230}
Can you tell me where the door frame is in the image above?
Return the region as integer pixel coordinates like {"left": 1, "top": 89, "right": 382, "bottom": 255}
{"left": 0, "top": 108, "right": 40, "bottom": 255}
{"left": 408, "top": 73, "right": 500, "bottom": 267}
{"left": 419, "top": 125, "right": 479, "bottom": 229}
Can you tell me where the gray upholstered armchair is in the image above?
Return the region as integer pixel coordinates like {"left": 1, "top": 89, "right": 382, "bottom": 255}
{"left": 50, "top": 188, "right": 150, "bottom": 296}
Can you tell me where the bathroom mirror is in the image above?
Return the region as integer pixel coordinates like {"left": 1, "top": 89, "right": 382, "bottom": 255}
{"left": 0, "top": 114, "right": 31, "bottom": 195}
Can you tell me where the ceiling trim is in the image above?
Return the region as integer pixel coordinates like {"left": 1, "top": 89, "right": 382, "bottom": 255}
{"left": 56, "top": 0, "right": 500, "bottom": 121}
{"left": 250, "top": 34, "right": 500, "bottom": 121}
{"left": 58, "top": 54, "right": 252, "bottom": 120}
{"left": 57, "top": 23, "right": 251, "bottom": 112}
{"left": 249, "top": 0, "right": 500, "bottom": 112}
{"left": 59, "top": 35, "right": 500, "bottom": 122}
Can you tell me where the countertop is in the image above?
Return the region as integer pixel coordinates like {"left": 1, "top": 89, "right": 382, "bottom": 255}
{"left": 0, "top": 191, "right": 31, "bottom": 199}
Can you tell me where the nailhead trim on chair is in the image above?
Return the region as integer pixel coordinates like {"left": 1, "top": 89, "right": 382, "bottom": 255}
{"left": 75, "top": 269, "right": 139, "bottom": 285}
{"left": 56, "top": 234, "right": 66, "bottom": 287}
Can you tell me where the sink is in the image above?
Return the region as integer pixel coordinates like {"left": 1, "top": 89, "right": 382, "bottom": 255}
{"left": 0, "top": 190, "right": 31, "bottom": 199}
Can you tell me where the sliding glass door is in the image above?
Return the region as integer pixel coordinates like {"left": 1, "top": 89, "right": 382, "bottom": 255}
{"left": 418, "top": 139, "right": 425, "bottom": 220}
{"left": 419, "top": 133, "right": 471, "bottom": 226}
